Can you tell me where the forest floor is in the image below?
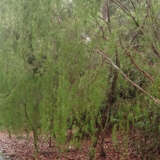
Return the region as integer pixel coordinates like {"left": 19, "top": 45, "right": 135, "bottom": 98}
{"left": 0, "top": 132, "right": 141, "bottom": 160}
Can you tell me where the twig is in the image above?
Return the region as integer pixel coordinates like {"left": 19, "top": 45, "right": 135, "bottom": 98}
{"left": 96, "top": 49, "right": 160, "bottom": 105}
{"left": 119, "top": 38, "right": 154, "bottom": 83}
{"left": 111, "top": 0, "right": 139, "bottom": 27}
{"left": 152, "top": 43, "right": 160, "bottom": 58}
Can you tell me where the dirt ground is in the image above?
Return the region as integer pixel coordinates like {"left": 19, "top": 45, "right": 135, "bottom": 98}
{"left": 0, "top": 132, "right": 140, "bottom": 160}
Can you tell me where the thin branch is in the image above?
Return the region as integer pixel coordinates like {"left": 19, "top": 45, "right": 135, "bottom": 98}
{"left": 96, "top": 49, "right": 160, "bottom": 105}
{"left": 129, "top": 0, "right": 136, "bottom": 10}
{"left": 111, "top": 0, "right": 139, "bottom": 27}
{"left": 106, "top": 0, "right": 111, "bottom": 33}
{"left": 119, "top": 39, "right": 154, "bottom": 83}
{"left": 98, "top": 15, "right": 111, "bottom": 34}
{"left": 151, "top": 43, "right": 160, "bottom": 58}
{"left": 95, "top": 19, "right": 108, "bottom": 40}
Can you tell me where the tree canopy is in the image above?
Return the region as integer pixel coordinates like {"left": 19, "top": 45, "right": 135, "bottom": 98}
{"left": 0, "top": 0, "right": 160, "bottom": 159}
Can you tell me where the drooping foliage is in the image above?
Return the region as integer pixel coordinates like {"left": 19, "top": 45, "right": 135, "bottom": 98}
{"left": 0, "top": 0, "right": 160, "bottom": 159}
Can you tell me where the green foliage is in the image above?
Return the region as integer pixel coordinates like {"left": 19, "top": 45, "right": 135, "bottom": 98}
{"left": 0, "top": 0, "right": 160, "bottom": 159}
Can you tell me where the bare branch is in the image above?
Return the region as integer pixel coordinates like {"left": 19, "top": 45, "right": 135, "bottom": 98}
{"left": 152, "top": 43, "right": 160, "bottom": 58}
{"left": 129, "top": 0, "right": 136, "bottom": 10}
{"left": 111, "top": 0, "right": 140, "bottom": 27}
{"left": 96, "top": 49, "right": 160, "bottom": 105}
{"left": 119, "top": 38, "right": 154, "bottom": 83}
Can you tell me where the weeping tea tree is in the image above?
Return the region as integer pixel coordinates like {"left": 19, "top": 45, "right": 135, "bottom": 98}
{"left": 0, "top": 0, "right": 160, "bottom": 159}
{"left": 0, "top": 0, "right": 107, "bottom": 155}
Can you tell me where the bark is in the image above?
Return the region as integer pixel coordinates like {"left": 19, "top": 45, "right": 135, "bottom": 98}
{"left": 33, "top": 129, "right": 39, "bottom": 153}
{"left": 49, "top": 136, "right": 52, "bottom": 148}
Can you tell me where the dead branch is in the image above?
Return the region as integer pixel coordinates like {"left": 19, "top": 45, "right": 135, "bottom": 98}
{"left": 152, "top": 43, "right": 160, "bottom": 58}
{"left": 111, "top": 0, "right": 139, "bottom": 27}
{"left": 96, "top": 49, "right": 160, "bottom": 105}
{"left": 119, "top": 39, "right": 154, "bottom": 83}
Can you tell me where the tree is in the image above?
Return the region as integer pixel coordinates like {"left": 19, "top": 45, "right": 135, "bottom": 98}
{"left": 0, "top": 0, "right": 160, "bottom": 159}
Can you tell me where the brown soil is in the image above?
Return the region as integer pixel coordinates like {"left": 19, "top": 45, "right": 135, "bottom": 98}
{"left": 0, "top": 132, "right": 140, "bottom": 160}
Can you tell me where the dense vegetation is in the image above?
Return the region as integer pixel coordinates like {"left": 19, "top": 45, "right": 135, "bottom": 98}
{"left": 0, "top": 0, "right": 160, "bottom": 159}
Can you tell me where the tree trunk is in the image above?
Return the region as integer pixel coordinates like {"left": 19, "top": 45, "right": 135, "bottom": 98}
{"left": 49, "top": 136, "right": 52, "bottom": 147}
{"left": 100, "top": 50, "right": 120, "bottom": 158}
{"left": 33, "top": 129, "right": 39, "bottom": 152}
{"left": 7, "top": 129, "right": 12, "bottom": 139}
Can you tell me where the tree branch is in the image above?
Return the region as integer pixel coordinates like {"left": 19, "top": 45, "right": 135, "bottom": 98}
{"left": 96, "top": 49, "right": 160, "bottom": 105}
